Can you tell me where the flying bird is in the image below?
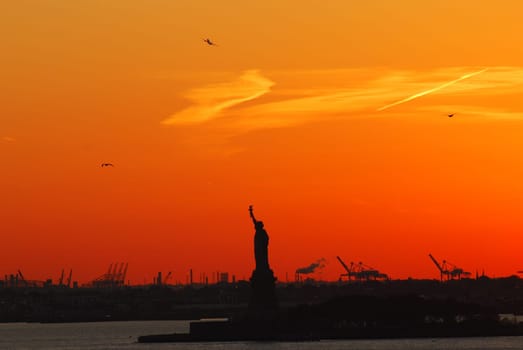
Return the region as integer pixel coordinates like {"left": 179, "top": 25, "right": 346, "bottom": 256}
{"left": 447, "top": 114, "right": 455, "bottom": 118}
{"left": 101, "top": 163, "right": 114, "bottom": 167}
{"left": 203, "top": 38, "right": 218, "bottom": 46}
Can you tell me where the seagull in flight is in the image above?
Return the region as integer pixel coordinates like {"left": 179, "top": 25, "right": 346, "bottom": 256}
{"left": 203, "top": 38, "right": 218, "bottom": 46}
{"left": 101, "top": 163, "right": 114, "bottom": 167}
{"left": 447, "top": 114, "right": 455, "bottom": 118}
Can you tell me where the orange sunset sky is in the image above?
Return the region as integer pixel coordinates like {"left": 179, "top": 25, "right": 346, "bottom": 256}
{"left": 2, "top": 1, "right": 523, "bottom": 285}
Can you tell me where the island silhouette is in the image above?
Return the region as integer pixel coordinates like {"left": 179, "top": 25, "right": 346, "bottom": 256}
{"left": 137, "top": 207, "right": 523, "bottom": 343}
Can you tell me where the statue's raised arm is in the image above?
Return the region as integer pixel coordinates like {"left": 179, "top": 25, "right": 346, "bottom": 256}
{"left": 249, "top": 205, "right": 270, "bottom": 272}
{"left": 249, "top": 205, "right": 257, "bottom": 225}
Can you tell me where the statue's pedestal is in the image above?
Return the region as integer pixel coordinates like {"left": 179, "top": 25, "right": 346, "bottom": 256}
{"left": 247, "top": 268, "right": 278, "bottom": 321}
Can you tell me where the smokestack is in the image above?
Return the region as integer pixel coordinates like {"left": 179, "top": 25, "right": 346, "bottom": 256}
{"left": 295, "top": 258, "right": 327, "bottom": 275}
{"left": 189, "top": 269, "right": 193, "bottom": 285}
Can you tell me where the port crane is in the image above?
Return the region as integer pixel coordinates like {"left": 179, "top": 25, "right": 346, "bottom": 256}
{"left": 336, "top": 256, "right": 388, "bottom": 281}
{"left": 16, "top": 270, "right": 43, "bottom": 287}
{"left": 445, "top": 260, "right": 471, "bottom": 280}
{"left": 58, "top": 269, "right": 65, "bottom": 286}
{"left": 121, "top": 263, "right": 128, "bottom": 285}
{"left": 89, "top": 262, "right": 128, "bottom": 288}
{"left": 429, "top": 254, "right": 448, "bottom": 281}
{"left": 163, "top": 271, "right": 173, "bottom": 285}
{"left": 336, "top": 256, "right": 353, "bottom": 281}
{"left": 428, "top": 254, "right": 470, "bottom": 281}
{"left": 17, "top": 270, "right": 28, "bottom": 287}
{"left": 352, "top": 262, "right": 388, "bottom": 281}
{"left": 66, "top": 269, "right": 73, "bottom": 288}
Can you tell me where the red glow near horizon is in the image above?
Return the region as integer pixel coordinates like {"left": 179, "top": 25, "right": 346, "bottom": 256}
{"left": 2, "top": 1, "right": 523, "bottom": 285}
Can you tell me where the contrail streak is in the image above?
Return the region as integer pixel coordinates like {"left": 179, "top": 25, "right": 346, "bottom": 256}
{"left": 377, "top": 68, "right": 488, "bottom": 111}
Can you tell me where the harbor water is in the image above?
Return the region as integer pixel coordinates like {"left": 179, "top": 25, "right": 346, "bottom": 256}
{"left": 0, "top": 320, "right": 522, "bottom": 349}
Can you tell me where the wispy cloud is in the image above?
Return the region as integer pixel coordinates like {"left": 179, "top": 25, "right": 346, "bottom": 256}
{"left": 162, "top": 70, "right": 274, "bottom": 125}
{"left": 377, "top": 68, "right": 489, "bottom": 111}
{"left": 164, "top": 66, "right": 523, "bottom": 134}
{"left": 233, "top": 67, "right": 522, "bottom": 130}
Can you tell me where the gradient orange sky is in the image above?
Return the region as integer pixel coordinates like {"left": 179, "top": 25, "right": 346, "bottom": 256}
{"left": 2, "top": 1, "right": 523, "bottom": 285}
